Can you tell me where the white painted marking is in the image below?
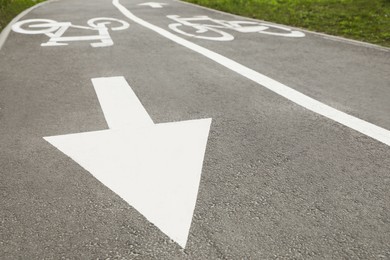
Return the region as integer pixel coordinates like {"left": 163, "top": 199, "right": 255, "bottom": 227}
{"left": 138, "top": 2, "right": 167, "bottom": 8}
{"left": 92, "top": 77, "right": 154, "bottom": 128}
{"left": 44, "top": 77, "right": 212, "bottom": 248}
{"left": 12, "top": 17, "right": 129, "bottom": 47}
{"left": 113, "top": 0, "right": 390, "bottom": 146}
{"left": 175, "top": 0, "right": 390, "bottom": 52}
{"left": 167, "top": 15, "right": 305, "bottom": 41}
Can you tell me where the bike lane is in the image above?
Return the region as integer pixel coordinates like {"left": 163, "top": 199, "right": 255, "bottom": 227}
{"left": 1, "top": 0, "right": 390, "bottom": 259}
{"left": 110, "top": 3, "right": 390, "bottom": 258}
{"left": 136, "top": 0, "right": 390, "bottom": 130}
{"left": 0, "top": 0, "right": 213, "bottom": 258}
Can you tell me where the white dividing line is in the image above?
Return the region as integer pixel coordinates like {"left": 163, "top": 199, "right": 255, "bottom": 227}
{"left": 113, "top": 0, "right": 390, "bottom": 146}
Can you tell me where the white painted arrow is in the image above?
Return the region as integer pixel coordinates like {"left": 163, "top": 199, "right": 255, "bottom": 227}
{"left": 138, "top": 2, "right": 167, "bottom": 8}
{"left": 44, "top": 76, "right": 211, "bottom": 248}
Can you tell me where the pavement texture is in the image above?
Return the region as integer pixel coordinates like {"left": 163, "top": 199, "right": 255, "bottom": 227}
{"left": 0, "top": 0, "right": 389, "bottom": 259}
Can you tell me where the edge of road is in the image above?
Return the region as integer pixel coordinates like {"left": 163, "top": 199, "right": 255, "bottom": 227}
{"left": 0, "top": 0, "right": 56, "bottom": 51}
{"left": 176, "top": 0, "right": 390, "bottom": 52}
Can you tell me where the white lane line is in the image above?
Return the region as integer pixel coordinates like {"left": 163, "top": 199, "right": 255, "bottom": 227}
{"left": 113, "top": 0, "right": 390, "bottom": 146}
{"left": 92, "top": 77, "right": 154, "bottom": 128}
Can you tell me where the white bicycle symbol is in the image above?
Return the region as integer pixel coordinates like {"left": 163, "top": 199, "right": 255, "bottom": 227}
{"left": 168, "top": 15, "right": 305, "bottom": 41}
{"left": 12, "top": 17, "right": 129, "bottom": 47}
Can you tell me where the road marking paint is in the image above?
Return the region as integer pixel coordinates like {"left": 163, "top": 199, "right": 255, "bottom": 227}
{"left": 12, "top": 17, "right": 129, "bottom": 47}
{"left": 174, "top": 0, "right": 390, "bottom": 52}
{"left": 167, "top": 15, "right": 304, "bottom": 41}
{"left": 113, "top": 0, "right": 390, "bottom": 146}
{"left": 44, "top": 77, "right": 212, "bottom": 248}
{"left": 92, "top": 77, "right": 154, "bottom": 128}
{"left": 138, "top": 2, "right": 167, "bottom": 8}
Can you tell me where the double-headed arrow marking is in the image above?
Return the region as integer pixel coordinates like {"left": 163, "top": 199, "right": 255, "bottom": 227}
{"left": 44, "top": 76, "right": 212, "bottom": 248}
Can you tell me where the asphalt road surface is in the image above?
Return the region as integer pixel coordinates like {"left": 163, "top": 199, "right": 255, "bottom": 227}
{"left": 1, "top": 0, "right": 389, "bottom": 259}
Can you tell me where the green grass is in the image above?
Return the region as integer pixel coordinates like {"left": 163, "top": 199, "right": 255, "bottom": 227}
{"left": 0, "top": 0, "right": 45, "bottom": 32}
{"left": 183, "top": 0, "right": 390, "bottom": 47}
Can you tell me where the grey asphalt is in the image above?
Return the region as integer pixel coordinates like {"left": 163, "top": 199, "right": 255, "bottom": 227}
{"left": 1, "top": 0, "right": 389, "bottom": 259}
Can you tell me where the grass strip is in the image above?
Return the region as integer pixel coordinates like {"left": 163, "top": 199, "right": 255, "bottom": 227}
{"left": 0, "top": 0, "right": 45, "bottom": 32}
{"left": 183, "top": 0, "right": 390, "bottom": 47}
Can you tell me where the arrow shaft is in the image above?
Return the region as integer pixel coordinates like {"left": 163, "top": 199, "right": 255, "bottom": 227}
{"left": 92, "top": 76, "right": 154, "bottom": 129}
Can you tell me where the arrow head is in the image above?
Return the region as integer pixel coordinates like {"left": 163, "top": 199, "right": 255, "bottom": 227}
{"left": 44, "top": 118, "right": 211, "bottom": 248}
